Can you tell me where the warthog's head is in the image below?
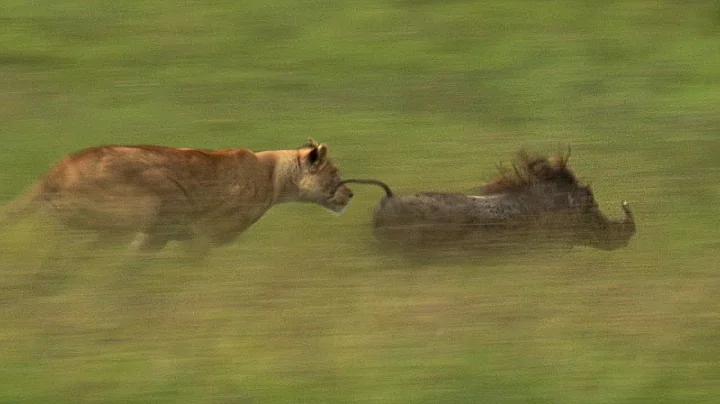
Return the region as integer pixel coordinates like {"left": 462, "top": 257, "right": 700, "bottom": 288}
{"left": 546, "top": 182, "right": 636, "bottom": 250}
{"left": 481, "top": 150, "right": 636, "bottom": 250}
{"left": 295, "top": 140, "right": 354, "bottom": 213}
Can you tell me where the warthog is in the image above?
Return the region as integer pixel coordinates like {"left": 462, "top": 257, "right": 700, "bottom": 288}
{"left": 341, "top": 151, "right": 636, "bottom": 254}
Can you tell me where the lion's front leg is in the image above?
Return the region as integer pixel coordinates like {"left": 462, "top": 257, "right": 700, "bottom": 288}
{"left": 180, "top": 229, "right": 242, "bottom": 261}
{"left": 184, "top": 215, "right": 253, "bottom": 260}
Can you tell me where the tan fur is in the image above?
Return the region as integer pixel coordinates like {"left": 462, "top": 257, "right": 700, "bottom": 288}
{"left": 0, "top": 141, "right": 353, "bottom": 258}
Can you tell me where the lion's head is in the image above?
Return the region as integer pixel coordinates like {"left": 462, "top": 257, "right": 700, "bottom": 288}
{"left": 295, "top": 141, "right": 354, "bottom": 213}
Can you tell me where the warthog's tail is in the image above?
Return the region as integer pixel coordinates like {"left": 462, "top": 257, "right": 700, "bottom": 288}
{"left": 0, "top": 181, "right": 45, "bottom": 228}
{"left": 339, "top": 179, "right": 394, "bottom": 198}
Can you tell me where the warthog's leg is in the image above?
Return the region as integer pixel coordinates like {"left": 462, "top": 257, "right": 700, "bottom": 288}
{"left": 181, "top": 237, "right": 214, "bottom": 262}
{"left": 129, "top": 232, "right": 170, "bottom": 258}
{"left": 88, "top": 231, "right": 134, "bottom": 250}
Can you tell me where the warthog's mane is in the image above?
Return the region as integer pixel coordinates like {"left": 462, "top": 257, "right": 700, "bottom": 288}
{"left": 480, "top": 150, "right": 579, "bottom": 195}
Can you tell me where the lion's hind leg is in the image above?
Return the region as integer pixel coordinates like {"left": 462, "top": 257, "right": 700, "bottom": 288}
{"left": 18, "top": 219, "right": 95, "bottom": 295}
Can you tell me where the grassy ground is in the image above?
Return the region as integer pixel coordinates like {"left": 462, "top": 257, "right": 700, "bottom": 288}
{"left": 1, "top": 0, "right": 719, "bottom": 402}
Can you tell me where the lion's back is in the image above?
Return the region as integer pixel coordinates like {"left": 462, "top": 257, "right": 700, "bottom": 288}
{"left": 37, "top": 145, "right": 267, "bottom": 236}
{"left": 44, "top": 145, "right": 259, "bottom": 190}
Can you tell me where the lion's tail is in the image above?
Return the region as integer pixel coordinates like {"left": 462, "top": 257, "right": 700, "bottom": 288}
{"left": 339, "top": 179, "right": 394, "bottom": 198}
{"left": 0, "top": 181, "right": 45, "bottom": 228}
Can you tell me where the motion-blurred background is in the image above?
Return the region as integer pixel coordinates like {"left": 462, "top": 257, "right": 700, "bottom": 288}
{"left": 1, "top": 1, "right": 718, "bottom": 402}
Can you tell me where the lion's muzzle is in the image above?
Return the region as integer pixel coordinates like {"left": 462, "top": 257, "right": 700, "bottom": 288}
{"left": 328, "top": 183, "right": 354, "bottom": 213}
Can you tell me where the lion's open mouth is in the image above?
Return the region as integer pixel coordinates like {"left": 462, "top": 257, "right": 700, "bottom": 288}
{"left": 326, "top": 197, "right": 350, "bottom": 214}
{"left": 326, "top": 192, "right": 352, "bottom": 214}
{"left": 322, "top": 182, "right": 353, "bottom": 214}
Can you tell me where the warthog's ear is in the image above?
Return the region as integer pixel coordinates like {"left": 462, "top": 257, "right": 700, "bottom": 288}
{"left": 307, "top": 144, "right": 328, "bottom": 165}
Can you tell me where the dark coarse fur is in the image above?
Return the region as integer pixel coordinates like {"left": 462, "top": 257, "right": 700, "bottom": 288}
{"left": 341, "top": 150, "right": 636, "bottom": 254}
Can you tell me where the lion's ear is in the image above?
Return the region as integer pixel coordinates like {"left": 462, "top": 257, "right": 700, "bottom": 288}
{"left": 307, "top": 144, "right": 328, "bottom": 165}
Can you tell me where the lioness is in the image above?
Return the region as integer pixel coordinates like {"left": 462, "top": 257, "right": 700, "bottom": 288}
{"left": 0, "top": 140, "right": 353, "bottom": 258}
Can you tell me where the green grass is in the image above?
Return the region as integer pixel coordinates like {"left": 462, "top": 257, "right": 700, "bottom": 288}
{"left": 1, "top": 0, "right": 719, "bottom": 402}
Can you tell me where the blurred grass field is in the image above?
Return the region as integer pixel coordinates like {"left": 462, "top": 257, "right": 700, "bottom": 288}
{"left": 1, "top": 0, "right": 719, "bottom": 402}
